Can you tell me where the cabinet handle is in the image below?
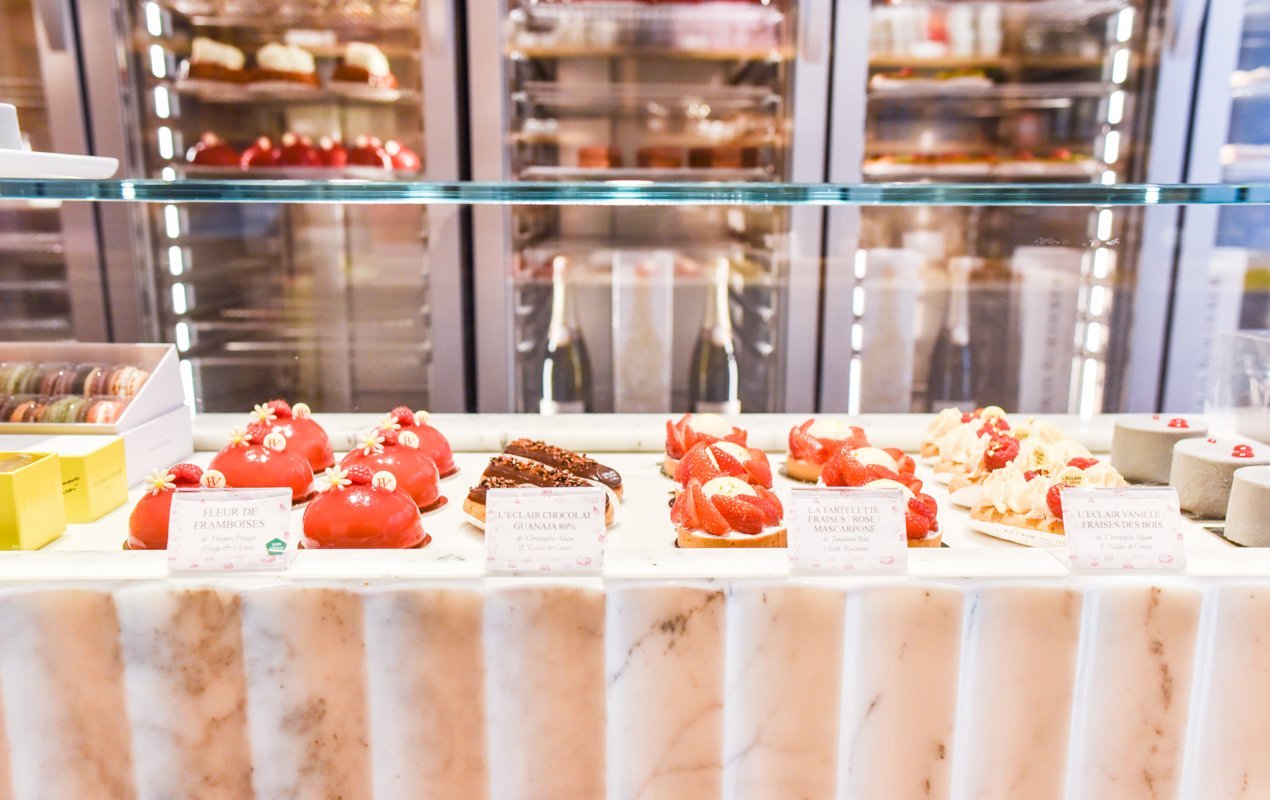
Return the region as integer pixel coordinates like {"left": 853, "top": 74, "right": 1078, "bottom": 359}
{"left": 34, "top": 0, "right": 70, "bottom": 52}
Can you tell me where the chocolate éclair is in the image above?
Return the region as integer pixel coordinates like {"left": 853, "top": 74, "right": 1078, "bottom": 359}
{"left": 464, "top": 457, "right": 615, "bottom": 526}
{"left": 502, "top": 438, "right": 623, "bottom": 500}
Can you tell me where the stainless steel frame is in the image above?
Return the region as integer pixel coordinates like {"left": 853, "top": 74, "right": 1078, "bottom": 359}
{"left": 466, "top": 0, "right": 832, "bottom": 412}
{"left": 71, "top": 0, "right": 471, "bottom": 411}
{"left": 1163, "top": 0, "right": 1246, "bottom": 410}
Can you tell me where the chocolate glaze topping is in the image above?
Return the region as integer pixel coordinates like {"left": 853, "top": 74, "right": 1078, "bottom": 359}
{"left": 503, "top": 438, "right": 622, "bottom": 491}
{"left": 467, "top": 456, "right": 611, "bottom": 506}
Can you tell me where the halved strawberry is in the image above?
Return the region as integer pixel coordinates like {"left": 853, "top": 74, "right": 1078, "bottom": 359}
{"left": 675, "top": 443, "right": 721, "bottom": 486}
{"left": 670, "top": 487, "right": 696, "bottom": 528}
{"left": 789, "top": 423, "right": 826, "bottom": 462}
{"left": 169, "top": 463, "right": 203, "bottom": 487}
{"left": 1067, "top": 457, "right": 1098, "bottom": 470}
{"left": 691, "top": 481, "right": 730, "bottom": 536}
{"left": 898, "top": 473, "right": 926, "bottom": 495}
{"left": 823, "top": 448, "right": 871, "bottom": 487}
{"left": 1046, "top": 484, "right": 1065, "bottom": 519}
{"left": 744, "top": 450, "right": 773, "bottom": 488}
{"left": 754, "top": 486, "right": 784, "bottom": 523}
{"left": 905, "top": 510, "right": 931, "bottom": 540}
{"left": 666, "top": 417, "right": 688, "bottom": 459}
{"left": 882, "top": 448, "right": 915, "bottom": 475}
{"left": 911, "top": 493, "right": 938, "bottom": 520}
{"left": 710, "top": 445, "right": 747, "bottom": 476}
{"left": 711, "top": 493, "right": 763, "bottom": 534}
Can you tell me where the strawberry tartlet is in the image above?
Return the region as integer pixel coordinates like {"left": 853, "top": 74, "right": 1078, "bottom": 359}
{"left": 671, "top": 476, "right": 785, "bottom": 548}
{"left": 302, "top": 465, "right": 428, "bottom": 549}
{"left": 664, "top": 413, "right": 747, "bottom": 477}
{"left": 207, "top": 426, "right": 315, "bottom": 504}
{"left": 821, "top": 445, "right": 940, "bottom": 547}
{"left": 786, "top": 418, "right": 871, "bottom": 482}
{"left": 340, "top": 427, "right": 444, "bottom": 512}
{"left": 674, "top": 440, "right": 772, "bottom": 489}
{"left": 970, "top": 458, "right": 1126, "bottom": 543}
{"left": 250, "top": 399, "right": 333, "bottom": 473}
{"left": 381, "top": 406, "right": 457, "bottom": 478}
{"left": 126, "top": 464, "right": 223, "bottom": 550}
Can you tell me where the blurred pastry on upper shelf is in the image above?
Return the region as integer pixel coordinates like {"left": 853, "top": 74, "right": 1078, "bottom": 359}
{"left": 688, "top": 146, "right": 758, "bottom": 169}
{"left": 578, "top": 146, "right": 622, "bottom": 169}
{"left": 184, "top": 37, "right": 250, "bottom": 84}
{"left": 637, "top": 146, "right": 685, "bottom": 169}
{"left": 253, "top": 43, "right": 319, "bottom": 86}
{"left": 333, "top": 42, "right": 398, "bottom": 89}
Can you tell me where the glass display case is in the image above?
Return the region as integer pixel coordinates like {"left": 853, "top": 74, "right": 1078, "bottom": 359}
{"left": 64, "top": 0, "right": 467, "bottom": 412}
{"left": 466, "top": 0, "right": 831, "bottom": 414}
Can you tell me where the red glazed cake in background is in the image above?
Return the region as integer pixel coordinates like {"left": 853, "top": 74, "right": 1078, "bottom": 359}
{"left": 251, "top": 399, "right": 334, "bottom": 473}
{"left": 386, "top": 406, "right": 457, "bottom": 477}
{"left": 208, "top": 426, "right": 315, "bottom": 504}
{"left": 340, "top": 427, "right": 444, "bottom": 511}
{"left": 126, "top": 464, "right": 221, "bottom": 550}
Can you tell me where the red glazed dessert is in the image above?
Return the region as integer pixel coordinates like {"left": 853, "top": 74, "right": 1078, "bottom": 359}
{"left": 674, "top": 440, "right": 772, "bottom": 489}
{"left": 348, "top": 135, "right": 392, "bottom": 169}
{"left": 240, "top": 136, "right": 279, "bottom": 169}
{"left": 302, "top": 465, "right": 428, "bottom": 549}
{"left": 786, "top": 418, "right": 872, "bottom": 483}
{"left": 276, "top": 133, "right": 321, "bottom": 167}
{"left": 821, "top": 445, "right": 940, "bottom": 547}
{"left": 250, "top": 399, "right": 334, "bottom": 473}
{"left": 664, "top": 413, "right": 747, "bottom": 476}
{"left": 126, "top": 463, "right": 221, "bottom": 550}
{"left": 384, "top": 140, "right": 421, "bottom": 172}
{"left": 186, "top": 133, "right": 239, "bottom": 167}
{"left": 207, "top": 426, "right": 315, "bottom": 504}
{"left": 671, "top": 476, "right": 785, "bottom": 548}
{"left": 385, "top": 406, "right": 457, "bottom": 477}
{"left": 318, "top": 136, "right": 348, "bottom": 168}
{"left": 340, "top": 426, "right": 444, "bottom": 511}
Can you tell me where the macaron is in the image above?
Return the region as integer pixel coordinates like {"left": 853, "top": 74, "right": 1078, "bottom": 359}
{"left": 108, "top": 365, "right": 149, "bottom": 397}
{"left": 43, "top": 395, "right": 89, "bottom": 423}
{"left": 32, "top": 362, "right": 73, "bottom": 396}
{"left": 0, "top": 362, "right": 35, "bottom": 395}
{"left": 81, "top": 364, "right": 113, "bottom": 396}
{"left": 85, "top": 397, "right": 127, "bottom": 424}
{"left": 3, "top": 396, "right": 48, "bottom": 423}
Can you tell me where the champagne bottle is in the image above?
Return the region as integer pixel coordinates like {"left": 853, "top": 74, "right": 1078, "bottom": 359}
{"left": 689, "top": 258, "right": 742, "bottom": 414}
{"left": 926, "top": 256, "right": 976, "bottom": 411}
{"left": 539, "top": 256, "right": 592, "bottom": 414}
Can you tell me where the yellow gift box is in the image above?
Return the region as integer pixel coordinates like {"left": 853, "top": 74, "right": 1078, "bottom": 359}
{"left": 0, "top": 452, "right": 66, "bottom": 550}
{"left": 0, "top": 436, "right": 129, "bottom": 523}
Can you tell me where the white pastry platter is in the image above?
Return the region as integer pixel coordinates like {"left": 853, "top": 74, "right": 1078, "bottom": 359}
{"left": 969, "top": 519, "right": 1067, "bottom": 548}
{"left": 0, "top": 150, "right": 118, "bottom": 179}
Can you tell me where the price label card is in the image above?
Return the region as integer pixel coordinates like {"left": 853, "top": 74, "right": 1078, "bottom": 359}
{"left": 1063, "top": 487, "right": 1186, "bottom": 570}
{"left": 787, "top": 487, "right": 908, "bottom": 573}
{"left": 167, "top": 488, "right": 296, "bottom": 572}
{"left": 485, "top": 486, "right": 606, "bottom": 573}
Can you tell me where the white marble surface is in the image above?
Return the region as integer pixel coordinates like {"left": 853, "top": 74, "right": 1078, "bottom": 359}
{"left": 951, "top": 584, "right": 1083, "bottom": 800}
{"left": 485, "top": 584, "right": 606, "bottom": 800}
{"left": 840, "top": 583, "right": 963, "bottom": 800}
{"left": 115, "top": 584, "right": 253, "bottom": 800}
{"left": 607, "top": 583, "right": 726, "bottom": 800}
{"left": 724, "top": 584, "right": 846, "bottom": 800}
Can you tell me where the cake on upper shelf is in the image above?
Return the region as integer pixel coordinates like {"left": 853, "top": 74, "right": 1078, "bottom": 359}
{"left": 253, "top": 43, "right": 318, "bottom": 87}
{"left": 1111, "top": 414, "right": 1209, "bottom": 484}
{"left": 184, "top": 37, "right": 249, "bottom": 84}
{"left": 332, "top": 42, "right": 397, "bottom": 89}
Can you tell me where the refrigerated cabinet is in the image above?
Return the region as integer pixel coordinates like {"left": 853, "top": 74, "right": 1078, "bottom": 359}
{"left": 466, "top": 0, "right": 831, "bottom": 413}
{"left": 69, "top": 0, "right": 468, "bottom": 412}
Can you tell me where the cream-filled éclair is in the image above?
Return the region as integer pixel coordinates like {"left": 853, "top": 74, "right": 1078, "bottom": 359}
{"left": 971, "top": 458, "right": 1126, "bottom": 535}
{"left": 671, "top": 476, "right": 785, "bottom": 548}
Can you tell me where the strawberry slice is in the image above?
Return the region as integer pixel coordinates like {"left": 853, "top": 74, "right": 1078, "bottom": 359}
{"left": 720, "top": 429, "right": 748, "bottom": 448}
{"left": 1067, "top": 457, "right": 1098, "bottom": 470}
{"left": 691, "top": 481, "right": 731, "bottom": 536}
{"left": 666, "top": 417, "right": 688, "bottom": 459}
{"left": 883, "top": 448, "right": 916, "bottom": 475}
{"left": 743, "top": 450, "right": 773, "bottom": 488}
{"left": 736, "top": 494, "right": 777, "bottom": 527}
{"left": 710, "top": 445, "right": 747, "bottom": 476}
{"left": 905, "top": 510, "right": 932, "bottom": 540}
{"left": 866, "top": 464, "right": 901, "bottom": 483}
{"left": 909, "top": 495, "right": 937, "bottom": 521}
{"left": 755, "top": 486, "right": 784, "bottom": 523}
{"left": 674, "top": 443, "right": 711, "bottom": 486}
{"left": 789, "top": 423, "right": 826, "bottom": 462}
{"left": 823, "top": 448, "right": 871, "bottom": 487}
{"left": 898, "top": 473, "right": 925, "bottom": 495}
{"left": 710, "top": 493, "right": 763, "bottom": 534}
{"left": 670, "top": 486, "right": 697, "bottom": 528}
{"left": 1046, "top": 484, "right": 1065, "bottom": 519}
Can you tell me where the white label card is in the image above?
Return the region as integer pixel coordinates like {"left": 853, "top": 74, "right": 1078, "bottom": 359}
{"left": 787, "top": 487, "right": 908, "bottom": 573}
{"left": 485, "top": 486, "right": 606, "bottom": 573}
{"left": 1063, "top": 487, "right": 1186, "bottom": 570}
{"left": 167, "top": 488, "right": 296, "bottom": 572}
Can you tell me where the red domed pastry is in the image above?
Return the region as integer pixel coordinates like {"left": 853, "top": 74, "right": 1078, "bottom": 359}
{"left": 208, "top": 426, "right": 315, "bottom": 504}
{"left": 340, "top": 427, "right": 444, "bottom": 511}
{"left": 786, "top": 418, "right": 872, "bottom": 483}
{"left": 250, "top": 399, "right": 334, "bottom": 473}
{"left": 186, "top": 132, "right": 240, "bottom": 167}
{"left": 383, "top": 406, "right": 457, "bottom": 477}
{"left": 348, "top": 135, "right": 392, "bottom": 169}
{"left": 126, "top": 464, "right": 222, "bottom": 550}
{"left": 318, "top": 136, "right": 348, "bottom": 168}
{"left": 384, "top": 140, "right": 421, "bottom": 172}
{"left": 674, "top": 440, "right": 772, "bottom": 489}
{"left": 240, "top": 136, "right": 278, "bottom": 169}
{"left": 276, "top": 132, "right": 321, "bottom": 167}
{"left": 302, "top": 465, "right": 428, "bottom": 549}
{"left": 664, "top": 413, "right": 747, "bottom": 476}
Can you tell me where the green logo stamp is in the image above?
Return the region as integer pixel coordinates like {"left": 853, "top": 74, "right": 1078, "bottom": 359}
{"left": 265, "top": 538, "right": 287, "bottom": 556}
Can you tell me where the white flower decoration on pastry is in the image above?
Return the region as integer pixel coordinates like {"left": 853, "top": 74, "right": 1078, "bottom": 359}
{"left": 323, "top": 466, "right": 351, "bottom": 491}
{"left": 378, "top": 412, "right": 402, "bottom": 431}
{"left": 144, "top": 469, "right": 177, "bottom": 496}
{"left": 226, "top": 426, "right": 252, "bottom": 447}
{"left": 358, "top": 428, "right": 386, "bottom": 456}
{"left": 252, "top": 403, "right": 277, "bottom": 423}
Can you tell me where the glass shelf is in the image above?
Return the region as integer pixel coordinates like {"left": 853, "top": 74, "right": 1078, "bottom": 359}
{"left": 0, "top": 179, "right": 1269, "bottom": 206}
